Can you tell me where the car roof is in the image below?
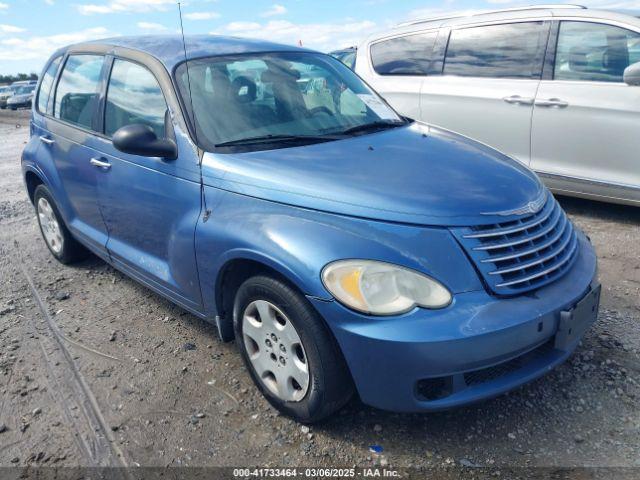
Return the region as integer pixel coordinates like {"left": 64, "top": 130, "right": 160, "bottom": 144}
{"left": 57, "top": 35, "right": 316, "bottom": 72}
{"left": 363, "top": 5, "right": 640, "bottom": 44}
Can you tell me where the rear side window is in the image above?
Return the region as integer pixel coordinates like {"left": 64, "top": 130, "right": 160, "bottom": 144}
{"left": 37, "top": 56, "right": 62, "bottom": 114}
{"left": 54, "top": 55, "right": 105, "bottom": 130}
{"left": 554, "top": 21, "right": 640, "bottom": 83}
{"left": 444, "top": 22, "right": 547, "bottom": 79}
{"left": 105, "top": 59, "right": 167, "bottom": 138}
{"left": 370, "top": 32, "right": 438, "bottom": 75}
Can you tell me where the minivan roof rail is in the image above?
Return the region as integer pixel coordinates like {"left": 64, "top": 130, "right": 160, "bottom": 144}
{"left": 396, "top": 4, "right": 587, "bottom": 28}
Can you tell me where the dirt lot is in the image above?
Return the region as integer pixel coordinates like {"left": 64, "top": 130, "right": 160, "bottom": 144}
{"left": 0, "top": 110, "right": 639, "bottom": 475}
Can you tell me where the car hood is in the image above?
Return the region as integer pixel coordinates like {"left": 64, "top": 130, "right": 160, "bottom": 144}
{"left": 9, "top": 94, "right": 31, "bottom": 102}
{"left": 200, "top": 122, "right": 544, "bottom": 227}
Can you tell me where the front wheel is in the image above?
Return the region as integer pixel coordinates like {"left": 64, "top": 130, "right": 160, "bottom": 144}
{"left": 234, "top": 275, "right": 354, "bottom": 423}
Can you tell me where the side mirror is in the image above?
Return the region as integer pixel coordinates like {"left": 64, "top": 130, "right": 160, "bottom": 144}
{"left": 623, "top": 62, "right": 640, "bottom": 86}
{"left": 112, "top": 124, "right": 177, "bottom": 160}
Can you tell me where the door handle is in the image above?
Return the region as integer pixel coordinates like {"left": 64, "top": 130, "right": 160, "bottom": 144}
{"left": 502, "top": 95, "right": 534, "bottom": 106}
{"left": 39, "top": 136, "right": 55, "bottom": 145}
{"left": 535, "top": 98, "right": 569, "bottom": 108}
{"left": 90, "top": 158, "right": 111, "bottom": 170}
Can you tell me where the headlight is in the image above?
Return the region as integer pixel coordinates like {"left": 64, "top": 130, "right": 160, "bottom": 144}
{"left": 321, "top": 260, "right": 451, "bottom": 315}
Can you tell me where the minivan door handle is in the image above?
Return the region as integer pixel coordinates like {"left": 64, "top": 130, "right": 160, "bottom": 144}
{"left": 502, "top": 95, "right": 534, "bottom": 106}
{"left": 90, "top": 158, "right": 111, "bottom": 170}
{"left": 39, "top": 136, "right": 55, "bottom": 145}
{"left": 534, "top": 98, "right": 569, "bottom": 108}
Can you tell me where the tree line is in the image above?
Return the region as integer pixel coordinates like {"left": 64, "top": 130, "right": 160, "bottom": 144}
{"left": 0, "top": 73, "right": 38, "bottom": 84}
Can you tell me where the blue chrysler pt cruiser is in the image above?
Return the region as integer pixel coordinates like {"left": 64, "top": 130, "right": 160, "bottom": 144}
{"left": 22, "top": 36, "right": 600, "bottom": 422}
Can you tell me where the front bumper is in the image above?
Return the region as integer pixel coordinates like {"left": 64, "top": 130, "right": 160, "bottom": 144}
{"left": 309, "top": 231, "right": 598, "bottom": 412}
{"left": 7, "top": 99, "right": 31, "bottom": 109}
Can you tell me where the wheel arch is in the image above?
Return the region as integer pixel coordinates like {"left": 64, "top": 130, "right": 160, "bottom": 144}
{"left": 212, "top": 251, "right": 330, "bottom": 342}
{"left": 24, "top": 169, "right": 45, "bottom": 204}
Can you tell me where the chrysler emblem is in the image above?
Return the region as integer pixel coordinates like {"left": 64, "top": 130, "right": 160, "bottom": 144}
{"left": 482, "top": 190, "right": 547, "bottom": 217}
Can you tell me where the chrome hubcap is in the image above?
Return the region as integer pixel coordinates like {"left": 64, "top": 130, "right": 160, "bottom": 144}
{"left": 37, "top": 198, "right": 63, "bottom": 254}
{"left": 242, "top": 300, "right": 309, "bottom": 402}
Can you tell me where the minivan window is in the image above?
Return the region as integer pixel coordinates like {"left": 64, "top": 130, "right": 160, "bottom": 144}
{"left": 370, "top": 32, "right": 438, "bottom": 75}
{"left": 444, "top": 22, "right": 547, "bottom": 79}
{"left": 554, "top": 21, "right": 640, "bottom": 82}
{"left": 37, "top": 56, "right": 62, "bottom": 114}
{"left": 54, "top": 55, "right": 104, "bottom": 130}
{"left": 105, "top": 59, "right": 167, "bottom": 138}
{"left": 175, "top": 52, "right": 404, "bottom": 152}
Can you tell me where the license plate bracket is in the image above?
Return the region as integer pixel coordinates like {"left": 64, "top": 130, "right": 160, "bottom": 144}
{"left": 555, "top": 284, "right": 601, "bottom": 351}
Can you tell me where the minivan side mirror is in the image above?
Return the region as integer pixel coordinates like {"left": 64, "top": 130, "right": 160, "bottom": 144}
{"left": 623, "top": 62, "right": 640, "bottom": 86}
{"left": 112, "top": 124, "right": 178, "bottom": 160}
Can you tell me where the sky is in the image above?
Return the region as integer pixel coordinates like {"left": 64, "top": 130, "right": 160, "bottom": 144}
{"left": 0, "top": 0, "right": 639, "bottom": 74}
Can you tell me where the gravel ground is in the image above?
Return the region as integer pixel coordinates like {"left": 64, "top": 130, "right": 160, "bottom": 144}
{"left": 0, "top": 110, "right": 638, "bottom": 475}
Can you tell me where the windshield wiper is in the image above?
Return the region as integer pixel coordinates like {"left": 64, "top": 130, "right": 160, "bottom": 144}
{"left": 215, "top": 133, "right": 342, "bottom": 148}
{"left": 338, "top": 120, "right": 405, "bottom": 136}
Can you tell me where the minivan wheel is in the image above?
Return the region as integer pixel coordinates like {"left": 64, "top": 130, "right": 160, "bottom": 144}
{"left": 34, "top": 185, "right": 88, "bottom": 264}
{"left": 234, "top": 275, "right": 354, "bottom": 423}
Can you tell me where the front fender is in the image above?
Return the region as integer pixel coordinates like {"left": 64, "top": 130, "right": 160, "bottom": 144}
{"left": 195, "top": 187, "right": 483, "bottom": 317}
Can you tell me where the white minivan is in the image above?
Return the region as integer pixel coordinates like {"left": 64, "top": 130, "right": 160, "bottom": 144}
{"left": 355, "top": 5, "right": 640, "bottom": 206}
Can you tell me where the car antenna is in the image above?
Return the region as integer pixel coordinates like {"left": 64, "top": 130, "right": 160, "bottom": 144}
{"left": 178, "top": 2, "right": 210, "bottom": 221}
{"left": 178, "top": 2, "right": 198, "bottom": 149}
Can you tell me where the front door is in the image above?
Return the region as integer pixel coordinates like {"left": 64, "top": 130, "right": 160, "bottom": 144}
{"left": 420, "top": 21, "right": 550, "bottom": 165}
{"left": 531, "top": 20, "right": 640, "bottom": 201}
{"left": 93, "top": 58, "right": 203, "bottom": 310}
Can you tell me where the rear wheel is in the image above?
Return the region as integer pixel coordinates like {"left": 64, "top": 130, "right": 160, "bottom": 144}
{"left": 234, "top": 275, "right": 354, "bottom": 423}
{"left": 34, "top": 185, "right": 88, "bottom": 264}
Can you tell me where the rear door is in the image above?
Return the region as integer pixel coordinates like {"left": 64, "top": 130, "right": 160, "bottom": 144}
{"left": 419, "top": 21, "right": 550, "bottom": 165}
{"left": 44, "top": 54, "right": 110, "bottom": 256}
{"left": 531, "top": 20, "right": 640, "bottom": 201}
{"left": 92, "top": 57, "right": 203, "bottom": 310}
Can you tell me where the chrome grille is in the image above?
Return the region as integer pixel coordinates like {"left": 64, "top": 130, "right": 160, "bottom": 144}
{"left": 451, "top": 193, "right": 579, "bottom": 296}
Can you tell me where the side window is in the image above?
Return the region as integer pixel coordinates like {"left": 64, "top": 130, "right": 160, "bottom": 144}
{"left": 105, "top": 60, "right": 167, "bottom": 138}
{"left": 54, "top": 55, "right": 105, "bottom": 130}
{"left": 370, "top": 32, "right": 438, "bottom": 75}
{"left": 554, "top": 21, "right": 640, "bottom": 83}
{"left": 444, "top": 22, "right": 547, "bottom": 79}
{"left": 37, "top": 56, "right": 62, "bottom": 115}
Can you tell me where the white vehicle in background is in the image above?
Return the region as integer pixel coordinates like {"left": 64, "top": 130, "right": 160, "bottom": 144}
{"left": 0, "top": 86, "right": 13, "bottom": 109}
{"left": 7, "top": 84, "right": 36, "bottom": 110}
{"left": 355, "top": 4, "right": 640, "bottom": 206}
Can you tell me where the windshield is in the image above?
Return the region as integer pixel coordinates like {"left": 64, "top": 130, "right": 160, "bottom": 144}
{"left": 15, "top": 86, "right": 35, "bottom": 95}
{"left": 175, "top": 52, "right": 404, "bottom": 151}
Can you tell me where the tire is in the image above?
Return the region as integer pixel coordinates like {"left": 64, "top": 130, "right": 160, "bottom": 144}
{"left": 34, "top": 184, "right": 88, "bottom": 264}
{"left": 234, "top": 275, "right": 354, "bottom": 423}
